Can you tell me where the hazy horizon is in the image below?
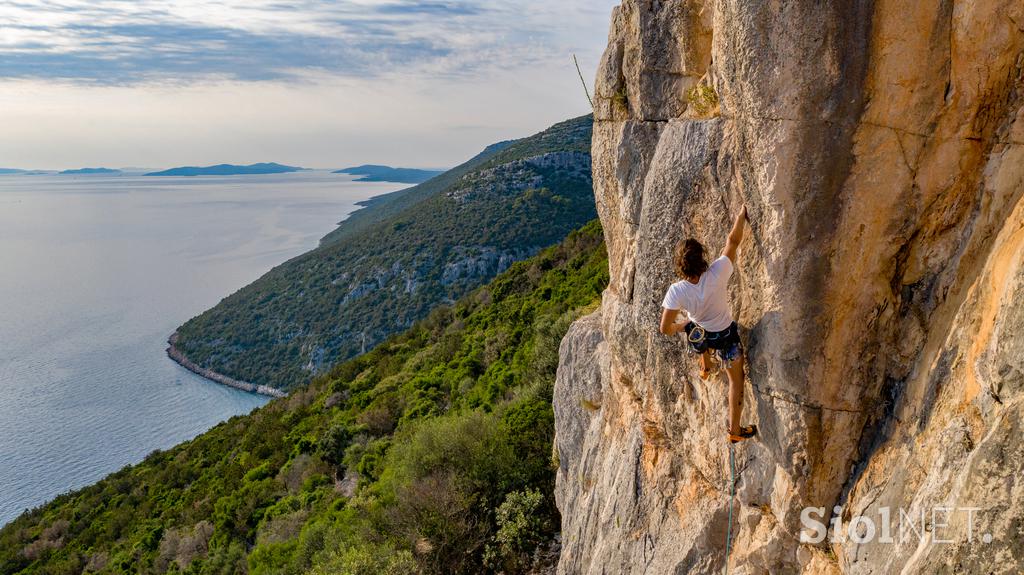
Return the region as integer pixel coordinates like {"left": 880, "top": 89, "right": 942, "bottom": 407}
{"left": 0, "top": 1, "right": 617, "bottom": 171}
{"left": 0, "top": 164, "right": 453, "bottom": 172}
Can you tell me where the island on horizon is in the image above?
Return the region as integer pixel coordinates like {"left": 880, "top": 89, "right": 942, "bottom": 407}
{"left": 145, "top": 162, "right": 304, "bottom": 177}
{"left": 59, "top": 167, "right": 122, "bottom": 175}
{"left": 333, "top": 164, "right": 444, "bottom": 184}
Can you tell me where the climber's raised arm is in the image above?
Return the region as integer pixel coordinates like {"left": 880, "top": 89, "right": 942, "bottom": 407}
{"left": 722, "top": 205, "right": 748, "bottom": 263}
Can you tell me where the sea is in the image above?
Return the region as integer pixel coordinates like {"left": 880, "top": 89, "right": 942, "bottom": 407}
{"left": 0, "top": 170, "right": 401, "bottom": 526}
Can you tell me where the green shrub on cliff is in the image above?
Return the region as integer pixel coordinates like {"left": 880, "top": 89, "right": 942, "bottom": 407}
{"left": 0, "top": 220, "right": 608, "bottom": 575}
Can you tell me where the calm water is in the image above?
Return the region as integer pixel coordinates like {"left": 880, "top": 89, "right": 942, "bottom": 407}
{"left": 0, "top": 171, "right": 401, "bottom": 526}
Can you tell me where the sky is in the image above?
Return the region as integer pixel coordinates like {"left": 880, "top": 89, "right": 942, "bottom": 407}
{"left": 0, "top": 0, "right": 619, "bottom": 170}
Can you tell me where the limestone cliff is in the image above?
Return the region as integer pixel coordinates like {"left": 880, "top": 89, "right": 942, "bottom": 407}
{"left": 553, "top": 1, "right": 1024, "bottom": 573}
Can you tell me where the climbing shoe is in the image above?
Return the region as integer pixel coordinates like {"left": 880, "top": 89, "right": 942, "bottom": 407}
{"left": 699, "top": 364, "right": 713, "bottom": 380}
{"left": 728, "top": 425, "right": 757, "bottom": 444}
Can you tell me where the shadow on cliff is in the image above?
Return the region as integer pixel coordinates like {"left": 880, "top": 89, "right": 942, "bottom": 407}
{"left": 742, "top": 311, "right": 789, "bottom": 461}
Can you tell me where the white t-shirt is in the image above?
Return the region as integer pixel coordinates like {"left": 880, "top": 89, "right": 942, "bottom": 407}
{"left": 661, "top": 255, "right": 734, "bottom": 332}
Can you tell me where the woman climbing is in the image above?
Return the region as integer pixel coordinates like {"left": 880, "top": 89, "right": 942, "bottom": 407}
{"left": 659, "top": 205, "right": 757, "bottom": 443}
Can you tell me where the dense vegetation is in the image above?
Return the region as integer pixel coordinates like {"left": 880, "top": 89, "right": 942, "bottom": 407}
{"left": 317, "top": 141, "right": 513, "bottom": 248}
{"left": 175, "top": 116, "right": 594, "bottom": 391}
{"left": 1, "top": 221, "right": 608, "bottom": 575}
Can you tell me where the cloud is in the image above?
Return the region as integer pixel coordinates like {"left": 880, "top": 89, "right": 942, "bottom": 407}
{"left": 371, "top": 2, "right": 484, "bottom": 16}
{"left": 0, "top": 0, "right": 614, "bottom": 84}
{"left": 0, "top": 1, "right": 619, "bottom": 170}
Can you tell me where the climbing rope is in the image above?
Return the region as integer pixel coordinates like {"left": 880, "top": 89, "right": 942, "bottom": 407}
{"left": 572, "top": 54, "right": 594, "bottom": 110}
{"left": 724, "top": 442, "right": 735, "bottom": 574}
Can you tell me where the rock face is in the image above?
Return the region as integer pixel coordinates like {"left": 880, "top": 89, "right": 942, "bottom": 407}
{"left": 440, "top": 246, "right": 535, "bottom": 286}
{"left": 554, "top": 1, "right": 1024, "bottom": 573}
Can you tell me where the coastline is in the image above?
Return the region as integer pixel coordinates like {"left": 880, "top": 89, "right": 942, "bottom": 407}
{"left": 165, "top": 181, "right": 404, "bottom": 400}
{"left": 166, "top": 333, "right": 287, "bottom": 398}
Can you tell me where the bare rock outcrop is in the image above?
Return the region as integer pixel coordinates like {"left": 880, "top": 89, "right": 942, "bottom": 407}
{"left": 554, "top": 1, "right": 1024, "bottom": 573}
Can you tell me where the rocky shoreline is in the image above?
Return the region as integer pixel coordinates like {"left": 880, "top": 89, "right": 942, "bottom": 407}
{"left": 166, "top": 333, "right": 287, "bottom": 398}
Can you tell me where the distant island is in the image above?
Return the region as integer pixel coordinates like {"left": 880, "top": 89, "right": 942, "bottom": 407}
{"left": 333, "top": 164, "right": 443, "bottom": 184}
{"left": 59, "top": 167, "right": 121, "bottom": 175}
{"left": 145, "top": 162, "right": 303, "bottom": 177}
{"left": 2, "top": 169, "right": 57, "bottom": 176}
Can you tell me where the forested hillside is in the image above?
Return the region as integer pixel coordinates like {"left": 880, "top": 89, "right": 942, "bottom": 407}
{"left": 0, "top": 221, "right": 608, "bottom": 574}
{"left": 174, "top": 116, "right": 594, "bottom": 391}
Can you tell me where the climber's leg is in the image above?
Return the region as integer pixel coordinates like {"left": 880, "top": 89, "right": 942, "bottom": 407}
{"left": 725, "top": 352, "right": 745, "bottom": 436}
{"left": 684, "top": 321, "right": 713, "bottom": 380}
{"left": 698, "top": 350, "right": 712, "bottom": 379}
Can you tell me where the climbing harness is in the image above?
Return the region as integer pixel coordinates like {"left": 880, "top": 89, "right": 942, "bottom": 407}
{"left": 684, "top": 321, "right": 740, "bottom": 370}
{"left": 688, "top": 324, "right": 707, "bottom": 349}
{"left": 724, "top": 442, "right": 736, "bottom": 575}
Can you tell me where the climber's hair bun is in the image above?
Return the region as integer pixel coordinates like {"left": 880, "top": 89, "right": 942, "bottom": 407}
{"left": 674, "top": 238, "right": 708, "bottom": 279}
